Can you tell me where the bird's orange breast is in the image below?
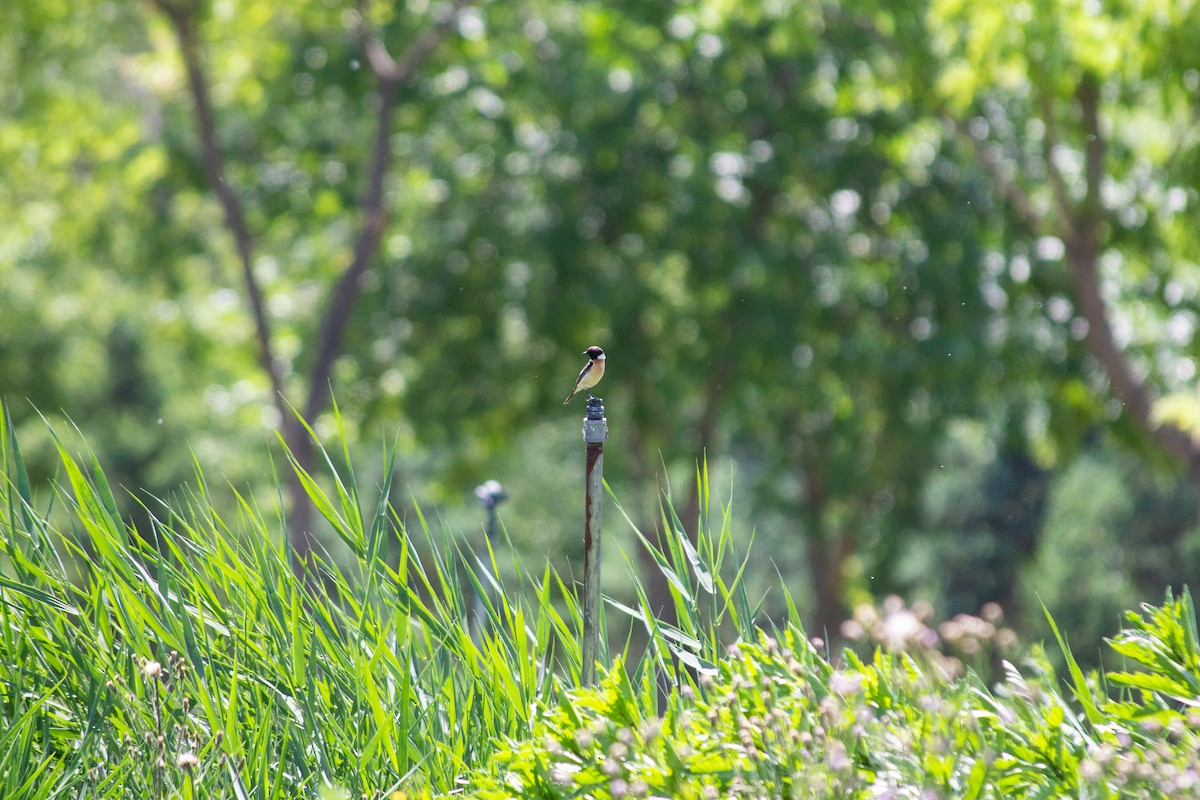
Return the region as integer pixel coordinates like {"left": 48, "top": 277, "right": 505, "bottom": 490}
{"left": 579, "top": 358, "right": 604, "bottom": 389}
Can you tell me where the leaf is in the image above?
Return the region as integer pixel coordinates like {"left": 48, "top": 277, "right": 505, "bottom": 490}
{"left": 1043, "top": 602, "right": 1103, "bottom": 730}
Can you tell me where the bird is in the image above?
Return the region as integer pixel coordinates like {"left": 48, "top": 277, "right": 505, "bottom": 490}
{"left": 563, "top": 346, "right": 606, "bottom": 404}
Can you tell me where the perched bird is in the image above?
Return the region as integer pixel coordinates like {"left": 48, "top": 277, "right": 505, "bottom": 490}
{"left": 563, "top": 346, "right": 606, "bottom": 404}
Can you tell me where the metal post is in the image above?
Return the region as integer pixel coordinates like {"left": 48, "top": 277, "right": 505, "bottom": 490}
{"left": 582, "top": 395, "right": 607, "bottom": 685}
{"left": 471, "top": 480, "right": 507, "bottom": 643}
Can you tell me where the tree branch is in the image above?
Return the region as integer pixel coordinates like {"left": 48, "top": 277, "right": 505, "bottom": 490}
{"left": 304, "top": 0, "right": 470, "bottom": 421}
{"left": 956, "top": 84, "right": 1200, "bottom": 478}
{"left": 1064, "top": 74, "right": 1199, "bottom": 469}
{"left": 1077, "top": 75, "right": 1105, "bottom": 218}
{"left": 354, "top": 0, "right": 474, "bottom": 84}
{"left": 156, "top": 2, "right": 288, "bottom": 419}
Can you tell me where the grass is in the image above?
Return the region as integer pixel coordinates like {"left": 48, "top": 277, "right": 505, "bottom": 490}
{"left": 0, "top": 407, "right": 757, "bottom": 798}
{"left": 2, "top": 405, "right": 1200, "bottom": 798}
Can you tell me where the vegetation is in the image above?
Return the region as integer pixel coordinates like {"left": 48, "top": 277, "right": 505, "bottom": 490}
{"left": 6, "top": 0, "right": 1200, "bottom": 792}
{"left": 463, "top": 616, "right": 1200, "bottom": 799}
{"left": 4, "top": 0, "right": 1200, "bottom": 648}
{"left": 4, "top": 415, "right": 1200, "bottom": 798}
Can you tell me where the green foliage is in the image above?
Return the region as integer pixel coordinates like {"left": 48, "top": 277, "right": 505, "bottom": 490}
{"left": 1108, "top": 587, "right": 1200, "bottom": 720}
{"left": 1018, "top": 451, "right": 1200, "bottom": 662}
{"left": 5, "top": 0, "right": 1200, "bottom": 645}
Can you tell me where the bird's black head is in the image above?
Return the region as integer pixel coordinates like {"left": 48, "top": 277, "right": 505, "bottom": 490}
{"left": 583, "top": 346, "right": 605, "bottom": 359}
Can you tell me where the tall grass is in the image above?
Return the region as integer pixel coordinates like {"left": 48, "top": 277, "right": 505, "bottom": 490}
{"left": 6, "top": 405, "right": 1200, "bottom": 798}
{"left": 0, "top": 408, "right": 760, "bottom": 798}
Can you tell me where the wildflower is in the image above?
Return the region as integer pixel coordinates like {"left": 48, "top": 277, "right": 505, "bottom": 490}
{"left": 143, "top": 661, "right": 163, "bottom": 680}
{"left": 912, "top": 599, "right": 934, "bottom": 621}
{"left": 881, "top": 609, "right": 924, "bottom": 650}
{"left": 176, "top": 752, "right": 199, "bottom": 770}
{"left": 827, "top": 740, "right": 851, "bottom": 772}
{"left": 840, "top": 619, "right": 865, "bottom": 641}
{"left": 829, "top": 670, "right": 865, "bottom": 696}
{"left": 548, "top": 762, "right": 577, "bottom": 786}
{"left": 981, "top": 602, "right": 1004, "bottom": 623}
{"left": 852, "top": 603, "right": 879, "bottom": 628}
{"left": 939, "top": 620, "right": 963, "bottom": 643}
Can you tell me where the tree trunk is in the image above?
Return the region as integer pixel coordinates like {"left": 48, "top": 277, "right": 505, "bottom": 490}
{"left": 962, "top": 73, "right": 1200, "bottom": 508}
{"left": 1062, "top": 75, "right": 1200, "bottom": 504}
{"left": 796, "top": 449, "right": 855, "bottom": 641}
{"left": 805, "top": 531, "right": 855, "bottom": 643}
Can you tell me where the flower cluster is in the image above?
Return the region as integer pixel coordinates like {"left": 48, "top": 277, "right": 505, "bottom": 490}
{"left": 89, "top": 650, "right": 224, "bottom": 796}
{"left": 841, "top": 595, "right": 1021, "bottom": 681}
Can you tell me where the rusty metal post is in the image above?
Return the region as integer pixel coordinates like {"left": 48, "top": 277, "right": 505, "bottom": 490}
{"left": 582, "top": 395, "right": 607, "bottom": 685}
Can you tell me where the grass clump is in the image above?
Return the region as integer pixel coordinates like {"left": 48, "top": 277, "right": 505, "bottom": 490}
{"left": 0, "top": 407, "right": 562, "bottom": 798}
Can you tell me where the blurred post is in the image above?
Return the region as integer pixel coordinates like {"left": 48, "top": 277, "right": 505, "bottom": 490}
{"left": 582, "top": 396, "right": 607, "bottom": 685}
{"left": 471, "top": 479, "right": 507, "bottom": 643}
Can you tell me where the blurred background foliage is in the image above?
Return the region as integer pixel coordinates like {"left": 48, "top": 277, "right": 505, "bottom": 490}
{"left": 3, "top": 0, "right": 1200, "bottom": 658}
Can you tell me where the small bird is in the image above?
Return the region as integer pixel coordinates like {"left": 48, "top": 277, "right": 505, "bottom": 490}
{"left": 563, "top": 346, "right": 606, "bottom": 404}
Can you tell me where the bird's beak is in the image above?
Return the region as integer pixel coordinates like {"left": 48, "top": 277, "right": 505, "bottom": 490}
{"left": 582, "top": 350, "right": 589, "bottom": 355}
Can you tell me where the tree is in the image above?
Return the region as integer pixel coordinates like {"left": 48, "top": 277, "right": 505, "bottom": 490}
{"left": 143, "top": 0, "right": 471, "bottom": 571}
{"left": 453, "top": 1, "right": 1021, "bottom": 634}
{"left": 928, "top": 0, "right": 1200, "bottom": 497}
